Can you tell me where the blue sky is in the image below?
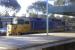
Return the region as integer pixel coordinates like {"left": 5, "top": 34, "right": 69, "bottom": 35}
{"left": 16, "top": 0, "right": 55, "bottom": 16}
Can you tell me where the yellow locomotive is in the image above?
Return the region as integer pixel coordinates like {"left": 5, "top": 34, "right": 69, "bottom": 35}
{"left": 7, "top": 24, "right": 31, "bottom": 36}
{"left": 7, "top": 17, "right": 31, "bottom": 36}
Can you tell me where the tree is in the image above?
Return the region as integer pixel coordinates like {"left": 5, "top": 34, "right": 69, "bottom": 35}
{"left": 0, "top": 0, "right": 21, "bottom": 16}
{"left": 27, "top": 1, "right": 52, "bottom": 17}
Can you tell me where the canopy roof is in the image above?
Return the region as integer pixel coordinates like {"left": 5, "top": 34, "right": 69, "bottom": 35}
{"left": 48, "top": 5, "right": 75, "bottom": 16}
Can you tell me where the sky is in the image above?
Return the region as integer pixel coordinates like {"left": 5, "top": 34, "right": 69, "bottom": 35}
{"left": 16, "top": 0, "right": 55, "bottom": 16}
{"left": 16, "top": 0, "right": 37, "bottom": 16}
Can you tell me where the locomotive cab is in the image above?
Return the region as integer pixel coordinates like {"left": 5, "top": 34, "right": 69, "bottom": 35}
{"left": 7, "top": 17, "right": 31, "bottom": 36}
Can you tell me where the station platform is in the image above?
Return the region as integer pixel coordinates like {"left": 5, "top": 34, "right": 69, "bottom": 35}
{"left": 29, "top": 33, "right": 75, "bottom": 38}
{"left": 0, "top": 35, "right": 75, "bottom": 50}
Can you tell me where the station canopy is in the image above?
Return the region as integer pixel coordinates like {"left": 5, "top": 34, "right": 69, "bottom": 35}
{"left": 48, "top": 5, "right": 75, "bottom": 16}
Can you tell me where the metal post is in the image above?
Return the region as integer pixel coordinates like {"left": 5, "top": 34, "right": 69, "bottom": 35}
{"left": 46, "top": 0, "right": 49, "bottom": 35}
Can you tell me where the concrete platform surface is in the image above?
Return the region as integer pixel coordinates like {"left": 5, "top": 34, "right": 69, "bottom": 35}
{"left": 0, "top": 35, "right": 74, "bottom": 50}
{"left": 29, "top": 33, "right": 75, "bottom": 38}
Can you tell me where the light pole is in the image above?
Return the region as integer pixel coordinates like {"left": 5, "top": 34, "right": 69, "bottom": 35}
{"left": 46, "top": 0, "right": 49, "bottom": 35}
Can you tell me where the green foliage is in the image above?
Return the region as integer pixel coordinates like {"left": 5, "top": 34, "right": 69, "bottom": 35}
{"left": 28, "top": 1, "right": 46, "bottom": 13}
{"left": 0, "top": 0, "right": 21, "bottom": 16}
{"left": 27, "top": 1, "right": 52, "bottom": 17}
{"left": 29, "top": 13, "right": 38, "bottom": 17}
